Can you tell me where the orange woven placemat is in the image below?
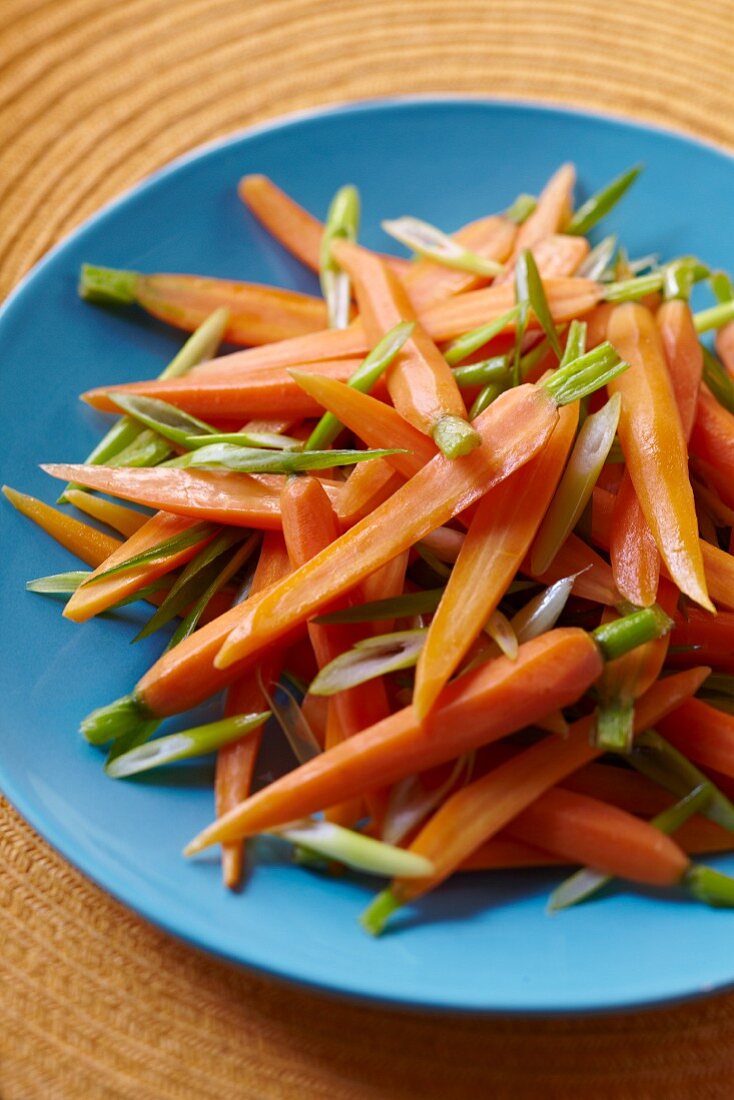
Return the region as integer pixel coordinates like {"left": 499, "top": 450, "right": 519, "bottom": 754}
{"left": 3, "top": 2, "right": 734, "bottom": 1097}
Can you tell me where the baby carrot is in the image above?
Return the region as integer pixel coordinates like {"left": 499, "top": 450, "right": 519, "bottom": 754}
{"left": 401, "top": 214, "right": 516, "bottom": 308}
{"left": 334, "top": 460, "right": 403, "bottom": 527}
{"left": 656, "top": 299, "right": 703, "bottom": 442}
{"left": 608, "top": 302, "right": 712, "bottom": 610}
{"left": 64, "top": 490, "right": 149, "bottom": 538}
{"left": 3, "top": 485, "right": 121, "bottom": 566}
{"left": 522, "top": 533, "right": 619, "bottom": 606}
{"left": 609, "top": 472, "right": 660, "bottom": 608}
{"left": 669, "top": 610, "right": 734, "bottom": 674}
{"left": 689, "top": 389, "right": 734, "bottom": 509}
{"left": 659, "top": 699, "right": 734, "bottom": 779}
{"left": 503, "top": 163, "right": 576, "bottom": 265}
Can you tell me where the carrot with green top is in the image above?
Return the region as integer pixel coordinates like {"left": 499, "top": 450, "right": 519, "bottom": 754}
{"left": 331, "top": 239, "right": 479, "bottom": 457}
{"left": 217, "top": 531, "right": 291, "bottom": 888}
{"left": 607, "top": 302, "right": 712, "bottom": 610}
{"left": 185, "top": 610, "right": 673, "bottom": 855}
{"left": 361, "top": 666, "right": 708, "bottom": 932}
{"left": 413, "top": 402, "right": 578, "bottom": 719}
{"left": 3, "top": 486, "right": 121, "bottom": 566}
{"left": 215, "top": 348, "right": 627, "bottom": 672}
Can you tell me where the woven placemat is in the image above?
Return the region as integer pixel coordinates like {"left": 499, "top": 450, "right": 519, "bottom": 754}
{"left": 4, "top": 2, "right": 734, "bottom": 1096}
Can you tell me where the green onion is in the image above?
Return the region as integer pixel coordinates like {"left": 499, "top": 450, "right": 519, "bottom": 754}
{"left": 106, "top": 394, "right": 217, "bottom": 448}
{"left": 257, "top": 674, "right": 322, "bottom": 764}
{"left": 171, "top": 444, "right": 404, "bottom": 474}
{"left": 315, "top": 588, "right": 445, "bottom": 625}
{"left": 80, "top": 692, "right": 156, "bottom": 746}
{"left": 665, "top": 257, "right": 710, "bottom": 302}
{"left": 26, "top": 570, "right": 90, "bottom": 595}
{"left": 431, "top": 415, "right": 481, "bottom": 459}
{"left": 320, "top": 185, "right": 360, "bottom": 330}
{"left": 381, "top": 755, "right": 473, "bottom": 846}
{"left": 566, "top": 164, "right": 642, "bottom": 236}
{"left": 451, "top": 355, "right": 509, "bottom": 389}
{"left": 702, "top": 347, "right": 734, "bottom": 415}
{"left": 186, "top": 431, "right": 303, "bottom": 451}
{"left": 604, "top": 271, "right": 663, "bottom": 302}
{"left": 685, "top": 864, "right": 734, "bottom": 907}
{"left": 577, "top": 235, "right": 618, "bottom": 281}
{"left": 469, "top": 381, "right": 506, "bottom": 419}
{"left": 444, "top": 306, "right": 521, "bottom": 366}
{"left": 304, "top": 322, "right": 414, "bottom": 451}
{"left": 629, "top": 729, "right": 734, "bottom": 832}
{"left": 107, "top": 429, "right": 173, "bottom": 469}
{"left": 511, "top": 573, "right": 581, "bottom": 644}
{"left": 541, "top": 343, "right": 628, "bottom": 406}
{"left": 711, "top": 270, "right": 734, "bottom": 304}
{"left": 381, "top": 216, "right": 503, "bottom": 277}
{"left": 531, "top": 393, "right": 621, "bottom": 574}
{"left": 106, "top": 711, "right": 269, "bottom": 778}
{"left": 309, "top": 629, "right": 427, "bottom": 696}
{"left": 275, "top": 820, "right": 433, "bottom": 879}
{"left": 695, "top": 300, "right": 734, "bottom": 334}
{"left": 485, "top": 609, "right": 518, "bottom": 659}
{"left": 82, "top": 522, "right": 216, "bottom": 585}
{"left": 560, "top": 319, "right": 587, "bottom": 368}
{"left": 167, "top": 535, "right": 260, "bottom": 649}
{"left": 514, "top": 249, "right": 562, "bottom": 382}
{"left": 591, "top": 605, "right": 672, "bottom": 663}
{"left": 504, "top": 193, "right": 537, "bottom": 225}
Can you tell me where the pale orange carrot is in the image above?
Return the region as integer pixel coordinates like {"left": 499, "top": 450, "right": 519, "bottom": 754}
{"left": 501, "top": 164, "right": 576, "bottom": 267}
{"left": 495, "top": 229, "right": 588, "bottom": 287}
{"left": 402, "top": 214, "right": 516, "bottom": 308}
{"left": 3, "top": 485, "right": 121, "bottom": 566}
{"left": 334, "top": 460, "right": 403, "bottom": 527}
{"left": 64, "top": 489, "right": 149, "bottom": 538}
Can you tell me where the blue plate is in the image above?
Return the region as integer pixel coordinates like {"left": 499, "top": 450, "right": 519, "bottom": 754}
{"left": 2, "top": 98, "right": 733, "bottom": 1014}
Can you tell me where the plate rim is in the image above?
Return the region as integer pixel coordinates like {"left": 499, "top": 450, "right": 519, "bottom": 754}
{"left": 3, "top": 93, "right": 734, "bottom": 1017}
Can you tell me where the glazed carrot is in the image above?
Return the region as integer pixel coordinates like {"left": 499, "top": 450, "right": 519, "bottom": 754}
{"left": 216, "top": 383, "right": 564, "bottom": 670}
{"left": 505, "top": 787, "right": 689, "bottom": 885}
{"left": 522, "top": 533, "right": 619, "bottom": 606}
{"left": 585, "top": 302, "right": 615, "bottom": 348}
{"left": 238, "top": 174, "right": 408, "bottom": 275}
{"left": 83, "top": 358, "right": 369, "bottom": 418}
{"left": 64, "top": 489, "right": 149, "bottom": 538}
{"left": 41, "top": 465, "right": 288, "bottom": 529}
{"left": 494, "top": 231, "right": 588, "bottom": 287}
{"left": 63, "top": 513, "right": 215, "bottom": 624}
{"left": 659, "top": 698, "right": 734, "bottom": 779}
{"left": 689, "top": 389, "right": 734, "bottom": 509}
{"left": 414, "top": 403, "right": 578, "bottom": 718}
{"left": 562, "top": 762, "right": 675, "bottom": 816}
{"left": 362, "top": 667, "right": 707, "bottom": 925}
{"left": 359, "top": 549, "right": 410, "bottom": 621}
{"left": 217, "top": 531, "right": 291, "bottom": 888}
{"left": 608, "top": 302, "right": 712, "bottom": 610}
{"left": 402, "top": 214, "right": 516, "bottom": 308}
{"left": 609, "top": 471, "right": 660, "bottom": 608}
{"left": 334, "top": 460, "right": 403, "bottom": 527}
{"left": 3, "top": 486, "right": 121, "bottom": 566}
{"left": 80, "top": 266, "right": 330, "bottom": 345}
{"left": 332, "top": 239, "right": 478, "bottom": 456}
{"left": 669, "top": 609, "right": 734, "bottom": 674}
{"left": 502, "top": 163, "right": 576, "bottom": 266}
{"left": 657, "top": 299, "right": 703, "bottom": 441}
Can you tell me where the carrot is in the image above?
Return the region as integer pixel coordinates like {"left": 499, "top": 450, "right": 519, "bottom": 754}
{"left": 689, "top": 389, "right": 734, "bottom": 509}
{"left": 505, "top": 787, "right": 689, "bottom": 886}
{"left": 3, "top": 485, "right": 121, "bottom": 566}
{"left": 494, "top": 232, "right": 588, "bottom": 287}
{"left": 63, "top": 512, "right": 215, "bottom": 624}
{"left": 332, "top": 240, "right": 478, "bottom": 456}
{"left": 656, "top": 299, "right": 703, "bottom": 442}
{"left": 217, "top": 532, "right": 291, "bottom": 888}
{"left": 522, "top": 532, "right": 619, "bottom": 606}
{"left": 414, "top": 403, "right": 578, "bottom": 718}
{"left": 562, "top": 762, "right": 675, "bottom": 816}
{"left": 64, "top": 489, "right": 149, "bottom": 538}
{"left": 361, "top": 667, "right": 707, "bottom": 926}
{"left": 359, "top": 549, "right": 410, "bottom": 619}
{"left": 659, "top": 698, "right": 734, "bottom": 779}
{"left": 585, "top": 302, "right": 615, "bottom": 348}
{"left": 609, "top": 471, "right": 660, "bottom": 608}
{"left": 502, "top": 164, "right": 576, "bottom": 267}
{"left": 83, "top": 358, "right": 369, "bottom": 418}
{"left": 80, "top": 266, "right": 330, "bottom": 345}
{"left": 215, "top": 383, "right": 564, "bottom": 671}
{"left": 238, "top": 174, "right": 408, "bottom": 276}
{"left": 41, "top": 465, "right": 290, "bottom": 530}
{"left": 608, "top": 302, "right": 712, "bottom": 610}
{"left": 669, "top": 609, "right": 734, "bottom": 674}
{"left": 402, "top": 214, "right": 516, "bottom": 308}
{"left": 334, "top": 460, "right": 403, "bottom": 527}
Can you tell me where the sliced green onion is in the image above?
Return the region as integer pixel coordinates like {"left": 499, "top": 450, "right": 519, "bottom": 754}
{"left": 381, "top": 216, "right": 503, "bottom": 277}
{"left": 485, "top": 609, "right": 518, "bottom": 659}
{"left": 106, "top": 394, "right": 217, "bottom": 448}
{"left": 627, "top": 253, "right": 660, "bottom": 276}
{"left": 542, "top": 343, "right": 628, "bottom": 406}
{"left": 504, "top": 193, "right": 537, "bottom": 225}
{"left": 83, "top": 522, "right": 216, "bottom": 585}
{"left": 694, "top": 300, "right": 734, "bottom": 334}
{"left": 566, "top": 164, "right": 642, "bottom": 236}
{"left": 80, "top": 692, "right": 156, "bottom": 746}
{"left": 309, "top": 629, "right": 427, "bottom": 696}
{"left": 167, "top": 535, "right": 259, "bottom": 649}
{"left": 531, "top": 393, "right": 621, "bottom": 574}
{"left": 515, "top": 249, "right": 562, "bottom": 382}
{"left": 321, "top": 185, "right": 360, "bottom": 330}
{"left": 186, "top": 431, "right": 303, "bottom": 451}
{"left": 106, "top": 712, "right": 269, "bottom": 778}
{"left": 27, "top": 570, "right": 90, "bottom": 595}
{"left": 665, "top": 257, "right": 710, "bottom": 302}
{"left": 444, "top": 306, "right": 521, "bottom": 366}
{"left": 702, "top": 347, "right": 734, "bottom": 415}
{"left": 173, "top": 444, "right": 404, "bottom": 474}
{"left": 604, "top": 271, "right": 663, "bottom": 302}
{"left": 315, "top": 588, "right": 445, "bottom": 625}
{"left": 258, "top": 674, "right": 322, "bottom": 764}
{"left": 685, "top": 864, "right": 734, "bottom": 907}
{"left": 629, "top": 729, "right": 734, "bottom": 832}
{"left": 511, "top": 572, "right": 581, "bottom": 644}
{"left": 108, "top": 429, "right": 172, "bottom": 469}
{"left": 560, "top": 319, "right": 587, "bottom": 368}
{"left": 451, "top": 355, "right": 509, "bottom": 389}
{"left": 469, "top": 380, "right": 506, "bottom": 419}
{"left": 577, "top": 235, "right": 618, "bottom": 281}
{"left": 275, "top": 820, "right": 433, "bottom": 879}
{"left": 304, "top": 322, "right": 414, "bottom": 451}
{"left": 711, "top": 270, "right": 734, "bottom": 304}
{"left": 382, "top": 755, "right": 474, "bottom": 846}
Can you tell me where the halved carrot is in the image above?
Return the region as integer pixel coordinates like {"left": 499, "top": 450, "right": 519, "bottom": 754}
{"left": 659, "top": 698, "right": 734, "bottom": 779}
{"left": 608, "top": 302, "right": 712, "bottom": 610}
{"left": 217, "top": 531, "right": 291, "bottom": 888}
{"left": 64, "top": 489, "right": 149, "bottom": 538}
{"left": 334, "top": 460, "right": 403, "bottom": 527}
{"left": 562, "top": 762, "right": 675, "bottom": 816}
{"left": 494, "top": 231, "right": 588, "bottom": 287}
{"left": 609, "top": 471, "right": 660, "bottom": 608}
{"left": 669, "top": 609, "right": 734, "bottom": 674}
{"left": 402, "top": 214, "right": 516, "bottom": 308}
{"left": 63, "top": 512, "right": 215, "bottom": 624}
{"left": 414, "top": 403, "right": 578, "bottom": 718}
{"left": 216, "top": 383, "right": 562, "bottom": 670}
{"left": 359, "top": 549, "right": 410, "bottom": 624}
{"left": 522, "top": 533, "right": 618, "bottom": 606}
{"left": 656, "top": 299, "right": 703, "bottom": 442}
{"left": 585, "top": 302, "right": 615, "bottom": 348}
{"left": 41, "top": 465, "right": 289, "bottom": 530}
{"left": 502, "top": 163, "right": 576, "bottom": 267}
{"left": 690, "top": 389, "right": 734, "bottom": 509}
{"left": 3, "top": 486, "right": 121, "bottom": 566}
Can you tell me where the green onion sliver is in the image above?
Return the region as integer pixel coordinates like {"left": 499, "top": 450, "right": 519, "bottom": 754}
{"left": 695, "top": 300, "right": 734, "bottom": 334}
{"left": 106, "top": 394, "right": 218, "bottom": 448}
{"left": 629, "top": 729, "right": 734, "bottom": 832}
{"left": 186, "top": 431, "right": 303, "bottom": 451}
{"left": 711, "top": 270, "right": 734, "bottom": 305}
{"left": 566, "top": 164, "right": 642, "bottom": 236}
{"left": 514, "top": 249, "right": 561, "bottom": 381}
{"left": 84, "top": 522, "right": 216, "bottom": 585}
{"left": 174, "top": 444, "right": 404, "bottom": 474}
{"left": 274, "top": 820, "right": 433, "bottom": 879}
{"left": 314, "top": 588, "right": 445, "bottom": 625}
{"left": 167, "top": 534, "right": 260, "bottom": 650}
{"left": 106, "top": 711, "right": 269, "bottom": 778}
{"left": 257, "top": 674, "right": 322, "bottom": 764}
{"left": 702, "top": 347, "right": 734, "bottom": 415}
{"left": 309, "top": 629, "right": 427, "bottom": 696}
{"left": 511, "top": 572, "right": 582, "bottom": 644}
{"left": 577, "top": 235, "right": 618, "bottom": 281}
{"left": 444, "top": 306, "right": 521, "bottom": 366}
{"left": 320, "top": 184, "right": 360, "bottom": 330}
{"left": 27, "top": 570, "right": 90, "bottom": 595}
{"left": 381, "top": 216, "right": 503, "bottom": 277}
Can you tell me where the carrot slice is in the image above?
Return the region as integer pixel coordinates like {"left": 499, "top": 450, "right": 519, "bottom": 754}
{"left": 689, "top": 389, "right": 734, "bottom": 509}
{"left": 608, "top": 302, "right": 712, "bottom": 610}
{"left": 334, "top": 460, "right": 403, "bottom": 527}
{"left": 64, "top": 490, "right": 149, "bottom": 538}
{"left": 656, "top": 299, "right": 703, "bottom": 442}
{"left": 669, "top": 609, "right": 734, "bottom": 674}
{"left": 609, "top": 471, "right": 660, "bottom": 608}
{"left": 3, "top": 485, "right": 121, "bottom": 566}
{"left": 495, "top": 230, "right": 588, "bottom": 287}
{"left": 503, "top": 164, "right": 576, "bottom": 265}
{"left": 522, "top": 532, "right": 618, "bottom": 606}
{"left": 659, "top": 698, "right": 734, "bottom": 779}
{"left": 414, "top": 403, "right": 578, "bottom": 718}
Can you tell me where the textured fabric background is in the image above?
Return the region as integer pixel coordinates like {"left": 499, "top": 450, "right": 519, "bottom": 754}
{"left": 3, "top": 2, "right": 734, "bottom": 1096}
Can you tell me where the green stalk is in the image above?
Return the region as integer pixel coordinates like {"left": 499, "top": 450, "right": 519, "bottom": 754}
{"left": 469, "top": 381, "right": 505, "bottom": 419}
{"left": 360, "top": 886, "right": 403, "bottom": 935}
{"left": 515, "top": 248, "right": 562, "bottom": 369}
{"left": 591, "top": 605, "right": 672, "bottom": 663}
{"left": 106, "top": 429, "right": 173, "bottom": 468}
{"left": 304, "top": 322, "right": 414, "bottom": 451}
{"left": 604, "top": 271, "right": 663, "bottom": 302}
{"left": 711, "top": 270, "right": 734, "bottom": 305}
{"left": 444, "top": 306, "right": 521, "bottom": 366}
{"left": 314, "top": 588, "right": 445, "bottom": 625}
{"left": 685, "top": 864, "right": 734, "bottom": 907}
{"left": 566, "top": 165, "right": 643, "bottom": 236}
{"left": 665, "top": 258, "right": 710, "bottom": 302}
{"left": 276, "top": 821, "right": 433, "bottom": 879}
{"left": 106, "top": 711, "right": 269, "bottom": 778}
{"left": 381, "top": 216, "right": 503, "bottom": 277}
{"left": 79, "top": 264, "right": 139, "bottom": 304}
{"left": 186, "top": 431, "right": 303, "bottom": 451}
{"left": 541, "top": 343, "right": 628, "bottom": 406}
{"left": 694, "top": 300, "right": 734, "bottom": 334}
{"left": 560, "top": 319, "right": 587, "bottom": 367}
{"left": 452, "top": 355, "right": 509, "bottom": 389}
{"left": 174, "top": 444, "right": 404, "bottom": 474}
{"left": 629, "top": 729, "right": 734, "bottom": 832}
{"left": 702, "top": 347, "right": 734, "bottom": 415}
{"left": 80, "top": 692, "right": 155, "bottom": 746}
{"left": 320, "top": 184, "right": 360, "bottom": 330}
{"left": 431, "top": 415, "right": 482, "bottom": 459}
{"left": 504, "top": 193, "right": 537, "bottom": 225}
{"left": 594, "top": 699, "right": 634, "bottom": 753}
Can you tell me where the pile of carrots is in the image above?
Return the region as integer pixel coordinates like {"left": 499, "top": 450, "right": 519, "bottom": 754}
{"left": 10, "top": 161, "right": 734, "bottom": 933}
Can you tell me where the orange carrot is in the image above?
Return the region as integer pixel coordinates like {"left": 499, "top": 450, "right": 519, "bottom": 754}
{"left": 41, "top": 465, "right": 291, "bottom": 530}
{"left": 656, "top": 299, "right": 703, "bottom": 442}
{"left": 3, "top": 485, "right": 121, "bottom": 566}
{"left": 716, "top": 320, "right": 734, "bottom": 379}
{"left": 608, "top": 303, "right": 712, "bottom": 610}
{"left": 609, "top": 471, "right": 660, "bottom": 608}
{"left": 414, "top": 403, "right": 578, "bottom": 717}
{"left": 522, "top": 533, "right": 619, "bottom": 606}
{"left": 186, "top": 628, "right": 606, "bottom": 852}
{"left": 359, "top": 549, "right": 410, "bottom": 617}
{"left": 402, "top": 214, "right": 516, "bottom": 308}
{"left": 64, "top": 489, "right": 149, "bottom": 538}
{"left": 334, "top": 460, "right": 403, "bottom": 527}
{"left": 502, "top": 164, "right": 576, "bottom": 266}
{"left": 669, "top": 609, "right": 734, "bottom": 674}
{"left": 585, "top": 302, "right": 615, "bottom": 348}
{"left": 659, "top": 697, "right": 734, "bottom": 779}
{"left": 332, "top": 239, "right": 476, "bottom": 454}
{"left": 217, "top": 532, "right": 291, "bottom": 888}
{"left": 238, "top": 174, "right": 408, "bottom": 275}
{"left": 216, "top": 383, "right": 562, "bottom": 670}
{"left": 561, "top": 762, "right": 675, "bottom": 816}
{"left": 494, "top": 230, "right": 588, "bottom": 287}
{"left": 689, "top": 389, "right": 734, "bottom": 509}
{"left": 63, "top": 512, "right": 215, "bottom": 624}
